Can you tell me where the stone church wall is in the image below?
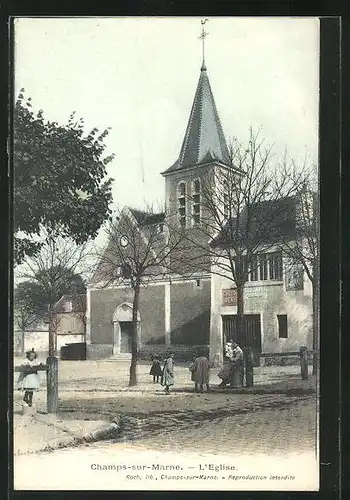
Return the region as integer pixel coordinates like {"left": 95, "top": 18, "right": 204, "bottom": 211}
{"left": 90, "top": 285, "right": 166, "bottom": 348}
{"left": 170, "top": 279, "right": 211, "bottom": 345}
{"left": 88, "top": 278, "right": 212, "bottom": 358}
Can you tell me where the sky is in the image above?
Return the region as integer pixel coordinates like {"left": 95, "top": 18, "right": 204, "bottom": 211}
{"left": 14, "top": 17, "right": 320, "bottom": 214}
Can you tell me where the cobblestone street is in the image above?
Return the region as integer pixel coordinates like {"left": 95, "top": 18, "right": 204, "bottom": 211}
{"left": 123, "top": 397, "right": 317, "bottom": 456}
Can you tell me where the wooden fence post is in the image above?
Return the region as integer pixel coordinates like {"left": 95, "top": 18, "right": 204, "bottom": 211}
{"left": 244, "top": 347, "right": 254, "bottom": 387}
{"left": 46, "top": 356, "right": 58, "bottom": 413}
{"left": 299, "top": 346, "right": 308, "bottom": 380}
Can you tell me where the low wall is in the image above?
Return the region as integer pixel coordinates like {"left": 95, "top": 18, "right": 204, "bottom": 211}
{"left": 14, "top": 330, "right": 49, "bottom": 355}
{"left": 57, "top": 334, "right": 85, "bottom": 351}
{"left": 86, "top": 344, "right": 113, "bottom": 360}
{"left": 86, "top": 343, "right": 209, "bottom": 361}
{"left": 139, "top": 344, "right": 209, "bottom": 362}
{"left": 260, "top": 352, "right": 314, "bottom": 366}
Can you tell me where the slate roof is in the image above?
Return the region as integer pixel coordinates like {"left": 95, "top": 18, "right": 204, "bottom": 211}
{"left": 90, "top": 208, "right": 168, "bottom": 285}
{"left": 53, "top": 294, "right": 86, "bottom": 314}
{"left": 162, "top": 65, "right": 230, "bottom": 174}
{"left": 211, "top": 196, "right": 298, "bottom": 248}
{"left": 129, "top": 209, "right": 165, "bottom": 226}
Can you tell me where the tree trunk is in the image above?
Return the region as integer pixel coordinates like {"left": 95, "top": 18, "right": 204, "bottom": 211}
{"left": 129, "top": 282, "right": 140, "bottom": 387}
{"left": 48, "top": 307, "right": 55, "bottom": 357}
{"left": 47, "top": 305, "right": 59, "bottom": 413}
{"left": 46, "top": 356, "right": 58, "bottom": 413}
{"left": 236, "top": 281, "right": 244, "bottom": 346}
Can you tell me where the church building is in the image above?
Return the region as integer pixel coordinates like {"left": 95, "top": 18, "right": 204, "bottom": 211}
{"left": 86, "top": 54, "right": 314, "bottom": 365}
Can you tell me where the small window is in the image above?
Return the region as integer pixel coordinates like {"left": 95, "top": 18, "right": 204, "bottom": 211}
{"left": 259, "top": 254, "right": 268, "bottom": 281}
{"left": 277, "top": 315, "right": 288, "bottom": 338}
{"left": 194, "top": 179, "right": 200, "bottom": 193}
{"left": 249, "top": 255, "right": 259, "bottom": 281}
{"left": 268, "top": 252, "right": 283, "bottom": 280}
{"left": 194, "top": 278, "right": 202, "bottom": 290}
{"left": 63, "top": 301, "right": 73, "bottom": 313}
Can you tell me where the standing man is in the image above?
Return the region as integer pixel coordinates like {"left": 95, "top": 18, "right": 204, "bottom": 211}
{"left": 191, "top": 351, "right": 210, "bottom": 393}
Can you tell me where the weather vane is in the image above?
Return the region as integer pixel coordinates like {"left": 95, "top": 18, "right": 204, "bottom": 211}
{"left": 198, "top": 18, "right": 209, "bottom": 68}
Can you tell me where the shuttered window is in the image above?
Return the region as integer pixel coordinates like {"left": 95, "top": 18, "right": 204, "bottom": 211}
{"left": 178, "top": 182, "right": 187, "bottom": 228}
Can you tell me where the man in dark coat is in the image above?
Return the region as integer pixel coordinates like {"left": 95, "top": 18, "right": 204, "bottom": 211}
{"left": 191, "top": 354, "right": 210, "bottom": 392}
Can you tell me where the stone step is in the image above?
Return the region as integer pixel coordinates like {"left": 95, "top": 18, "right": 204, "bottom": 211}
{"left": 108, "top": 353, "right": 132, "bottom": 361}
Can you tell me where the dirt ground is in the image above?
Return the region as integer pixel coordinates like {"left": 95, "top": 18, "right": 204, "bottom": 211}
{"left": 12, "top": 359, "right": 317, "bottom": 456}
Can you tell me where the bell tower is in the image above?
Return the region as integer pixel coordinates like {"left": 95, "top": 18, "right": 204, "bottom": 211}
{"left": 161, "top": 64, "right": 231, "bottom": 231}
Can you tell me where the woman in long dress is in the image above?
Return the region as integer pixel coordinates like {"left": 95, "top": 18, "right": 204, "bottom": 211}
{"left": 161, "top": 353, "right": 175, "bottom": 394}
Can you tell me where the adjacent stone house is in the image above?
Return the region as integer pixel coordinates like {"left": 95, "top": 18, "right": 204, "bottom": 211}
{"left": 52, "top": 294, "right": 86, "bottom": 352}
{"left": 209, "top": 196, "right": 314, "bottom": 367}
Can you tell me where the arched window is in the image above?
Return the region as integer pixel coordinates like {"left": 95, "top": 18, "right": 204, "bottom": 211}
{"left": 178, "top": 182, "right": 187, "bottom": 228}
{"left": 192, "top": 179, "right": 201, "bottom": 225}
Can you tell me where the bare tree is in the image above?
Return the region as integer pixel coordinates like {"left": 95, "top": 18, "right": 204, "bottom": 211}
{"left": 277, "top": 171, "right": 319, "bottom": 374}
{"left": 92, "top": 205, "right": 187, "bottom": 386}
{"left": 21, "top": 231, "right": 90, "bottom": 357}
{"left": 14, "top": 282, "right": 44, "bottom": 355}
{"left": 182, "top": 128, "right": 306, "bottom": 345}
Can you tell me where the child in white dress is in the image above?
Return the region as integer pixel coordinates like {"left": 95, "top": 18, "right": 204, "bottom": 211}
{"left": 17, "top": 348, "right": 42, "bottom": 407}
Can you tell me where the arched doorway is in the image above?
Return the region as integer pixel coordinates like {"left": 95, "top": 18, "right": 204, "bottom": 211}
{"left": 112, "top": 303, "right": 141, "bottom": 355}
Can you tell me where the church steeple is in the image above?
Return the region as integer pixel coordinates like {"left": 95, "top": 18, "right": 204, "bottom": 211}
{"left": 162, "top": 31, "right": 230, "bottom": 175}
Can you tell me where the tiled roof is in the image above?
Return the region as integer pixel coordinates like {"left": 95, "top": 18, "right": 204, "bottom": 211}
{"left": 162, "top": 66, "right": 230, "bottom": 174}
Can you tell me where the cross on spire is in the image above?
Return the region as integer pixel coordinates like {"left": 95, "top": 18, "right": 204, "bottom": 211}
{"left": 198, "top": 18, "right": 209, "bottom": 70}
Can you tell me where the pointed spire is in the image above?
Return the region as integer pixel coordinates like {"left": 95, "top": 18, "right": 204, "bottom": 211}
{"left": 162, "top": 20, "right": 230, "bottom": 175}
{"left": 163, "top": 66, "right": 230, "bottom": 174}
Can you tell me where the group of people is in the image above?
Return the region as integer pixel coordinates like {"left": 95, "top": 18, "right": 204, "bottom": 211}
{"left": 149, "top": 353, "right": 175, "bottom": 394}
{"left": 149, "top": 341, "right": 244, "bottom": 394}
{"left": 17, "top": 341, "right": 245, "bottom": 407}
